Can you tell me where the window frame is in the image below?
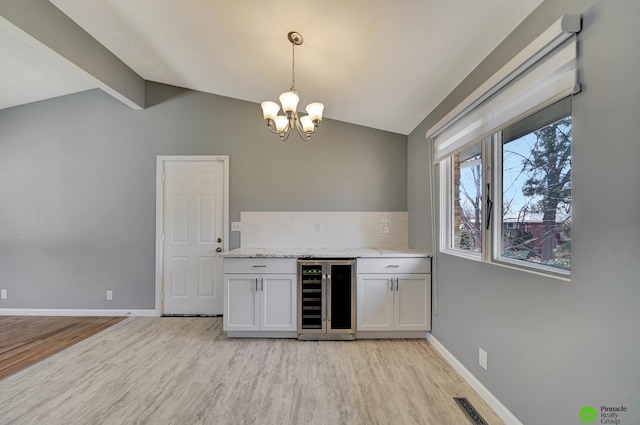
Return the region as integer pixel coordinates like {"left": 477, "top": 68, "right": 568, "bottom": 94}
{"left": 492, "top": 112, "right": 572, "bottom": 279}
{"left": 439, "top": 138, "right": 490, "bottom": 262}
{"left": 439, "top": 103, "right": 572, "bottom": 280}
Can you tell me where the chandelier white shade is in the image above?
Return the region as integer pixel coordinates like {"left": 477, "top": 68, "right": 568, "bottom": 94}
{"left": 261, "top": 32, "right": 324, "bottom": 142}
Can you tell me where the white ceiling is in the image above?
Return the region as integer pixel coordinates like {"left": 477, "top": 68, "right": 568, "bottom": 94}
{"left": 0, "top": 26, "right": 94, "bottom": 111}
{"left": 1, "top": 0, "right": 543, "bottom": 134}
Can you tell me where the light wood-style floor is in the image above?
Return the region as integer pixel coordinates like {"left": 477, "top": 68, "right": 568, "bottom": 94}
{"left": 0, "top": 317, "right": 504, "bottom": 425}
{"left": 0, "top": 316, "right": 125, "bottom": 380}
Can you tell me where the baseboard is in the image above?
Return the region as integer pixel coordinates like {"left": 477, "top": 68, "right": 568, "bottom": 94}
{"left": 0, "top": 308, "right": 158, "bottom": 317}
{"left": 426, "top": 333, "right": 523, "bottom": 425}
{"left": 356, "top": 331, "right": 428, "bottom": 339}
{"left": 226, "top": 331, "right": 297, "bottom": 338}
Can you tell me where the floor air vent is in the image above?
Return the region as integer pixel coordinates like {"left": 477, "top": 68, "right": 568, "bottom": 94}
{"left": 297, "top": 333, "right": 355, "bottom": 341}
{"left": 453, "top": 397, "right": 488, "bottom": 425}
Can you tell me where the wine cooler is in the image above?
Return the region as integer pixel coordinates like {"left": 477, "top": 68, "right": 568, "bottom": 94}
{"left": 297, "top": 259, "right": 356, "bottom": 340}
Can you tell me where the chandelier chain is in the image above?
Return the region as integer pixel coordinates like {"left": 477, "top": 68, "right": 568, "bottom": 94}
{"left": 291, "top": 42, "right": 296, "bottom": 92}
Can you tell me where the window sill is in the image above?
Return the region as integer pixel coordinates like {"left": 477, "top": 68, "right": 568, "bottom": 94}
{"left": 439, "top": 249, "right": 572, "bottom": 282}
{"left": 491, "top": 257, "right": 571, "bottom": 282}
{"left": 439, "top": 248, "right": 481, "bottom": 262}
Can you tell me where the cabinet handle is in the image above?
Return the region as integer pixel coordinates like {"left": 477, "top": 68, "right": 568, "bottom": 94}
{"left": 389, "top": 278, "right": 394, "bottom": 292}
{"left": 255, "top": 278, "right": 258, "bottom": 292}
{"left": 385, "top": 265, "right": 400, "bottom": 268}
{"left": 252, "top": 265, "right": 267, "bottom": 268}
{"left": 260, "top": 278, "right": 264, "bottom": 292}
{"left": 395, "top": 278, "right": 399, "bottom": 292}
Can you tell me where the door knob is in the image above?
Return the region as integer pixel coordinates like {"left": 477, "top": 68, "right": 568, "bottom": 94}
{"left": 217, "top": 237, "right": 222, "bottom": 243}
{"left": 216, "top": 247, "right": 223, "bottom": 253}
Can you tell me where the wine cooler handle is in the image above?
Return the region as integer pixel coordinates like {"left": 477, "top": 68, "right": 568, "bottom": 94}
{"left": 321, "top": 274, "right": 326, "bottom": 322}
{"left": 327, "top": 275, "right": 331, "bottom": 322}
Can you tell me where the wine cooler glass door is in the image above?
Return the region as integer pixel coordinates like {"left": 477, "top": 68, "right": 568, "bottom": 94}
{"left": 300, "top": 263, "right": 325, "bottom": 331}
{"left": 327, "top": 262, "right": 355, "bottom": 332}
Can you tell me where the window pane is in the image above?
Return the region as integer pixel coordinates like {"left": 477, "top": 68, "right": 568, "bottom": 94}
{"left": 453, "top": 143, "right": 482, "bottom": 252}
{"left": 501, "top": 116, "right": 572, "bottom": 270}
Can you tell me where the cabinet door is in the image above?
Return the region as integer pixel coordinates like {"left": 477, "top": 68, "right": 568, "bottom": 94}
{"left": 394, "top": 273, "right": 431, "bottom": 331}
{"left": 224, "top": 274, "right": 260, "bottom": 331}
{"left": 357, "top": 274, "right": 394, "bottom": 331}
{"left": 261, "top": 274, "right": 297, "bottom": 331}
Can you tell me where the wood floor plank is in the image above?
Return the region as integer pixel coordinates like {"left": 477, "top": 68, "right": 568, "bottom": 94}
{"left": 0, "top": 317, "right": 505, "bottom": 425}
{"left": 0, "top": 316, "right": 125, "bottom": 379}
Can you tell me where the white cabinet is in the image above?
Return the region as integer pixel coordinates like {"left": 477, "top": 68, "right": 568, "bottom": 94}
{"left": 357, "top": 258, "right": 431, "bottom": 332}
{"left": 223, "top": 258, "right": 297, "bottom": 333}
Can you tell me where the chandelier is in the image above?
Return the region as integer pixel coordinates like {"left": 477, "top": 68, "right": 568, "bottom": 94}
{"left": 260, "top": 32, "right": 324, "bottom": 142}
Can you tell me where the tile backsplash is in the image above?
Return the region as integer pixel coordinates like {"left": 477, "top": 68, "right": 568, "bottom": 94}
{"left": 240, "top": 211, "right": 408, "bottom": 249}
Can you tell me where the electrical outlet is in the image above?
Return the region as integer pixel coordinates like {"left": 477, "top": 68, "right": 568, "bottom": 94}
{"left": 314, "top": 221, "right": 322, "bottom": 232}
{"left": 0, "top": 289, "right": 7, "bottom": 300}
{"left": 106, "top": 290, "right": 113, "bottom": 301}
{"left": 479, "top": 348, "right": 488, "bottom": 370}
{"left": 231, "top": 222, "right": 241, "bottom": 231}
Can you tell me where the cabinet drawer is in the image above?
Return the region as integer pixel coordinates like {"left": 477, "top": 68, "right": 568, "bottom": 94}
{"left": 224, "top": 258, "right": 297, "bottom": 274}
{"left": 357, "top": 257, "right": 430, "bottom": 274}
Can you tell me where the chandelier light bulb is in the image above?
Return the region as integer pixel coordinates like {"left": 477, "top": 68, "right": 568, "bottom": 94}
{"left": 305, "top": 102, "right": 324, "bottom": 122}
{"left": 279, "top": 91, "right": 299, "bottom": 113}
{"left": 275, "top": 116, "right": 289, "bottom": 132}
{"left": 261, "top": 101, "right": 280, "bottom": 121}
{"left": 300, "top": 115, "right": 314, "bottom": 133}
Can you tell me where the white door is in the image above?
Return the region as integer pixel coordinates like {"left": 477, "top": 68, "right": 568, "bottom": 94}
{"left": 356, "top": 274, "right": 394, "bottom": 331}
{"left": 395, "top": 274, "right": 430, "bottom": 331}
{"left": 224, "top": 274, "right": 260, "bottom": 330}
{"left": 162, "top": 160, "right": 226, "bottom": 315}
{"left": 261, "top": 274, "right": 297, "bottom": 331}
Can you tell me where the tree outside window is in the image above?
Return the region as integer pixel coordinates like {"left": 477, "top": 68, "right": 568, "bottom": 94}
{"left": 502, "top": 116, "right": 572, "bottom": 270}
{"left": 453, "top": 143, "right": 482, "bottom": 253}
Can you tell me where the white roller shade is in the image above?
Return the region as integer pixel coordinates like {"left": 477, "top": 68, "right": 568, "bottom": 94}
{"left": 428, "top": 15, "right": 581, "bottom": 163}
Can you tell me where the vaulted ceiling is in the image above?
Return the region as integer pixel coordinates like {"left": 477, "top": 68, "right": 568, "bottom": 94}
{"left": 0, "top": 0, "right": 543, "bottom": 135}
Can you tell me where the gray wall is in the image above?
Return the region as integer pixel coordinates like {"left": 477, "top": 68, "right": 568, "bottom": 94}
{"left": 0, "top": 83, "right": 406, "bottom": 309}
{"left": 407, "top": 0, "right": 640, "bottom": 423}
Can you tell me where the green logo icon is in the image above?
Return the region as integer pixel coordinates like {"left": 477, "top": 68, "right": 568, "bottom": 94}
{"left": 580, "top": 406, "right": 597, "bottom": 423}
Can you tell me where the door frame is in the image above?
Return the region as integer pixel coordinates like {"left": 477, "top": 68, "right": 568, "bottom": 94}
{"left": 155, "top": 155, "right": 230, "bottom": 316}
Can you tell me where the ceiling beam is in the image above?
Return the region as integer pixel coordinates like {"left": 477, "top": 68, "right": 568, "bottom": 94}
{"left": 0, "top": 0, "right": 145, "bottom": 109}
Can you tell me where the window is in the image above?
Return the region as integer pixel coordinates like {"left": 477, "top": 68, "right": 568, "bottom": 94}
{"left": 431, "top": 16, "right": 579, "bottom": 278}
{"left": 454, "top": 144, "right": 483, "bottom": 253}
{"left": 441, "top": 141, "right": 484, "bottom": 257}
{"left": 499, "top": 99, "right": 572, "bottom": 271}
{"left": 439, "top": 99, "right": 572, "bottom": 277}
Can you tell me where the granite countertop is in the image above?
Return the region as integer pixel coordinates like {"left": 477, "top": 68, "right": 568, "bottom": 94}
{"left": 221, "top": 247, "right": 431, "bottom": 258}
